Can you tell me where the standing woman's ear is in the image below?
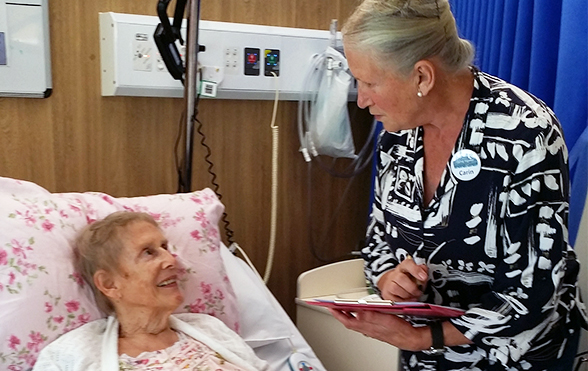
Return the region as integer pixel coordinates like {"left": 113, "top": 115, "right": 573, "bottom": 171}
{"left": 413, "top": 60, "right": 436, "bottom": 97}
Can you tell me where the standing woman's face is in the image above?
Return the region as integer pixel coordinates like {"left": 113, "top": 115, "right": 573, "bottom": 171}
{"left": 345, "top": 47, "right": 422, "bottom": 133}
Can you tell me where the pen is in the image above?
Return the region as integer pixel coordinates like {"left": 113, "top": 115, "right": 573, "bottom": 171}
{"left": 410, "top": 251, "right": 426, "bottom": 265}
{"left": 406, "top": 255, "right": 426, "bottom": 291}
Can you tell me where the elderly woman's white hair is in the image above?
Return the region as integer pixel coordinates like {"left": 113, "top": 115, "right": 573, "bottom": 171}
{"left": 342, "top": 0, "right": 475, "bottom": 75}
{"left": 73, "top": 211, "right": 160, "bottom": 314}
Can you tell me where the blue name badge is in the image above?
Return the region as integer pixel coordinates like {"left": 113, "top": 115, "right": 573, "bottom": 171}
{"left": 450, "top": 149, "right": 481, "bottom": 181}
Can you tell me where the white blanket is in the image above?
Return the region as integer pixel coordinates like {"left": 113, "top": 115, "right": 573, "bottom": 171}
{"left": 32, "top": 313, "right": 269, "bottom": 371}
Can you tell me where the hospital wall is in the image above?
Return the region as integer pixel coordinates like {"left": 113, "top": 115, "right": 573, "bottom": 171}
{"left": 0, "top": 0, "right": 373, "bottom": 319}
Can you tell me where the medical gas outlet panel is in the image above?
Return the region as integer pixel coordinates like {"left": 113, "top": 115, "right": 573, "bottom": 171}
{"left": 243, "top": 47, "right": 280, "bottom": 77}
{"left": 99, "top": 12, "right": 355, "bottom": 100}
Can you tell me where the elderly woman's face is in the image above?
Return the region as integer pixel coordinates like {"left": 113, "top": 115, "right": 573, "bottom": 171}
{"left": 111, "top": 221, "right": 183, "bottom": 312}
{"left": 345, "top": 47, "right": 421, "bottom": 132}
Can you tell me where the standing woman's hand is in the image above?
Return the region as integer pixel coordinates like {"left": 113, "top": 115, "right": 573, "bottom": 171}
{"left": 328, "top": 309, "right": 430, "bottom": 351}
{"left": 377, "top": 257, "right": 428, "bottom": 302}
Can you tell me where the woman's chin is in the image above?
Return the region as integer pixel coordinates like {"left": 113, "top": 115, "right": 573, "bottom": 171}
{"left": 382, "top": 120, "right": 416, "bottom": 133}
{"left": 172, "top": 292, "right": 184, "bottom": 307}
{"left": 160, "top": 288, "right": 184, "bottom": 309}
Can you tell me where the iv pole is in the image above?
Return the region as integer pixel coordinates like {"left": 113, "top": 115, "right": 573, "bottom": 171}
{"left": 156, "top": 0, "right": 236, "bottom": 244}
{"left": 154, "top": 0, "right": 201, "bottom": 192}
{"left": 183, "top": 0, "right": 201, "bottom": 192}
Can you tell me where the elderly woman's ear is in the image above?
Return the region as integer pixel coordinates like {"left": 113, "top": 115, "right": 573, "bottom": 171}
{"left": 413, "top": 59, "right": 436, "bottom": 97}
{"left": 94, "top": 269, "right": 120, "bottom": 300}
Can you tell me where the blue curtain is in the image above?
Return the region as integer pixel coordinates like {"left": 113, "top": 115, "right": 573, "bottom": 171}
{"left": 450, "top": 0, "right": 588, "bottom": 246}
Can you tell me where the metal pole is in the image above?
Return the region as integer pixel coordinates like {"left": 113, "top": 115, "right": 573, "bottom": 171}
{"left": 183, "top": 0, "right": 201, "bottom": 192}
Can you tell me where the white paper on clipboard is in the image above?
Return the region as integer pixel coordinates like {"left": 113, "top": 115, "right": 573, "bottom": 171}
{"left": 304, "top": 298, "right": 465, "bottom": 319}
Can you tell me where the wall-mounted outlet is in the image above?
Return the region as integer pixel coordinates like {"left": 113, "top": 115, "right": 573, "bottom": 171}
{"left": 224, "top": 47, "right": 239, "bottom": 75}
{"left": 155, "top": 51, "right": 167, "bottom": 72}
{"left": 179, "top": 44, "right": 186, "bottom": 66}
{"left": 132, "top": 39, "right": 152, "bottom": 72}
{"left": 99, "top": 12, "right": 357, "bottom": 100}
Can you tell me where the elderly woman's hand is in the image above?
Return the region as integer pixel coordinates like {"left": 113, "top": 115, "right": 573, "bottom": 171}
{"left": 328, "top": 309, "right": 429, "bottom": 351}
{"left": 377, "top": 257, "right": 428, "bottom": 302}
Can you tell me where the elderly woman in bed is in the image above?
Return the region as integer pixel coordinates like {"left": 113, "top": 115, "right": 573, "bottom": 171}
{"left": 33, "top": 211, "right": 268, "bottom": 371}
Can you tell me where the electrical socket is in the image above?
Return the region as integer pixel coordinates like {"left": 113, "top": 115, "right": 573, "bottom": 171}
{"left": 132, "top": 39, "right": 152, "bottom": 71}
{"left": 155, "top": 51, "right": 167, "bottom": 72}
{"left": 179, "top": 44, "right": 186, "bottom": 66}
{"left": 224, "top": 47, "right": 239, "bottom": 75}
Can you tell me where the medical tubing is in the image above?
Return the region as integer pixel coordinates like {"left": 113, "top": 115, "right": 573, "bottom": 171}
{"left": 232, "top": 242, "right": 264, "bottom": 282}
{"left": 297, "top": 53, "right": 324, "bottom": 161}
{"left": 298, "top": 50, "right": 378, "bottom": 261}
{"left": 329, "top": 19, "right": 338, "bottom": 48}
{"left": 297, "top": 51, "right": 377, "bottom": 177}
{"left": 263, "top": 72, "right": 280, "bottom": 284}
{"left": 298, "top": 51, "right": 343, "bottom": 159}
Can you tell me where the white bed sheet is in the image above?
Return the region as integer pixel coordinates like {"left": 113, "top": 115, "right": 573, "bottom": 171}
{"left": 220, "top": 243, "right": 326, "bottom": 371}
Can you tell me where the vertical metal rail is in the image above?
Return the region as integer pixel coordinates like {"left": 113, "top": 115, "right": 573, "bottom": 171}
{"left": 182, "top": 0, "right": 201, "bottom": 192}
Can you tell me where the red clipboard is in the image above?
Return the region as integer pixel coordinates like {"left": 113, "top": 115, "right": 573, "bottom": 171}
{"left": 304, "top": 298, "right": 465, "bottom": 318}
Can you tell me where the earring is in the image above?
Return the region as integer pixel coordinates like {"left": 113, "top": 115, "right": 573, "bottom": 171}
{"left": 417, "top": 90, "right": 423, "bottom": 98}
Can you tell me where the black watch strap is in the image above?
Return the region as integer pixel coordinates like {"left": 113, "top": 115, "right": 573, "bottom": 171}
{"left": 431, "top": 321, "right": 444, "bottom": 349}
{"left": 424, "top": 321, "right": 446, "bottom": 355}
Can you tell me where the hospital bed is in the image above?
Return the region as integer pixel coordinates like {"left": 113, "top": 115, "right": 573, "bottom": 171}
{"left": 0, "top": 176, "right": 325, "bottom": 371}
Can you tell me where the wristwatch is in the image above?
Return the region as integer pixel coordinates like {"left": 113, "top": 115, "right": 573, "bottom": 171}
{"left": 423, "top": 321, "right": 446, "bottom": 355}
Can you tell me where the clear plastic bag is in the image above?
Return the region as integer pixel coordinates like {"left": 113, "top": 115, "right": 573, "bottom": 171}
{"left": 307, "top": 48, "right": 356, "bottom": 159}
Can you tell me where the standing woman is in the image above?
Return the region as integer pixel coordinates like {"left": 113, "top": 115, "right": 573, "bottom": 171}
{"left": 329, "top": 0, "right": 587, "bottom": 370}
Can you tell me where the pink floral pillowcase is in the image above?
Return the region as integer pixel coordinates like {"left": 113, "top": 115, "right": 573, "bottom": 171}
{"left": 0, "top": 176, "right": 240, "bottom": 370}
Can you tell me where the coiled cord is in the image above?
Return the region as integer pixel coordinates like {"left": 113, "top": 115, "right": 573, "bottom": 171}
{"left": 174, "top": 82, "right": 236, "bottom": 246}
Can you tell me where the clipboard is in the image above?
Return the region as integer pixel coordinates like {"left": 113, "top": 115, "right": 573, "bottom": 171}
{"left": 303, "top": 298, "right": 465, "bottom": 318}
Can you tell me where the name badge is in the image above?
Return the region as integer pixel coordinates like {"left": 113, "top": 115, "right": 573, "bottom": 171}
{"left": 450, "top": 149, "right": 481, "bottom": 181}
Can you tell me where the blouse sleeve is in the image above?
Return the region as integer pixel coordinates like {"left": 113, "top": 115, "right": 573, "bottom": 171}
{"left": 451, "top": 119, "right": 579, "bottom": 366}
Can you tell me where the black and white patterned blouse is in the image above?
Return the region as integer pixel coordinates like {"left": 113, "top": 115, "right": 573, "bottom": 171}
{"left": 362, "top": 69, "right": 587, "bottom": 371}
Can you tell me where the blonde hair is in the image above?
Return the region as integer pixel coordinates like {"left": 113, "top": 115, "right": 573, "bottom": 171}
{"left": 73, "top": 211, "right": 159, "bottom": 314}
{"left": 342, "top": 0, "right": 474, "bottom": 75}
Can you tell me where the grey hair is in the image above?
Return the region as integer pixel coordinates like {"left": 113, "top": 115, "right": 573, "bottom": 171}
{"left": 73, "top": 211, "right": 160, "bottom": 314}
{"left": 342, "top": 0, "right": 474, "bottom": 76}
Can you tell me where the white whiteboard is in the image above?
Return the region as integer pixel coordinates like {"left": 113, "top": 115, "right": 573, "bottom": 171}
{"left": 0, "top": 0, "right": 52, "bottom": 98}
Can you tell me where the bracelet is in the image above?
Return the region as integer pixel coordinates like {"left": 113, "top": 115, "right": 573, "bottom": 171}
{"left": 422, "top": 321, "right": 446, "bottom": 356}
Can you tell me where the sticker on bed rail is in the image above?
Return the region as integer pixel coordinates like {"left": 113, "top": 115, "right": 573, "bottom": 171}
{"left": 288, "top": 353, "right": 314, "bottom": 371}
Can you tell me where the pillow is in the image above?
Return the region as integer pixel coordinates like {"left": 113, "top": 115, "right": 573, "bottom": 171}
{"left": 0, "top": 176, "right": 240, "bottom": 370}
{"left": 221, "top": 244, "right": 332, "bottom": 371}
{"left": 220, "top": 244, "right": 292, "bottom": 348}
